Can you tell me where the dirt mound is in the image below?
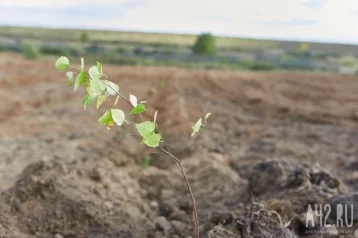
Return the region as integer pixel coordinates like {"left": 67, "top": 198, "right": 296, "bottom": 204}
{"left": 0, "top": 159, "right": 153, "bottom": 237}
{"left": 0, "top": 149, "right": 248, "bottom": 237}
{"left": 1, "top": 155, "right": 356, "bottom": 237}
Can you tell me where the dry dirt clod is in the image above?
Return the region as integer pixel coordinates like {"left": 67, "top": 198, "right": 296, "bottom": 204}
{"left": 209, "top": 211, "right": 233, "bottom": 225}
{"left": 247, "top": 160, "right": 287, "bottom": 196}
{"left": 156, "top": 216, "right": 172, "bottom": 232}
{"left": 104, "top": 201, "right": 113, "bottom": 210}
{"left": 171, "top": 220, "right": 187, "bottom": 234}
{"left": 89, "top": 166, "right": 106, "bottom": 182}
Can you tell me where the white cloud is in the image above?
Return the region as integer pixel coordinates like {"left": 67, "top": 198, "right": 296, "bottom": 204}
{"left": 1, "top": 0, "right": 358, "bottom": 43}
{"left": 0, "top": 0, "right": 126, "bottom": 9}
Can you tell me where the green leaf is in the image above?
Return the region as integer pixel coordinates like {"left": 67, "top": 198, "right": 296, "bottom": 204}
{"left": 86, "top": 81, "right": 92, "bottom": 94}
{"left": 82, "top": 94, "right": 97, "bottom": 110}
{"left": 205, "top": 112, "right": 211, "bottom": 123}
{"left": 135, "top": 121, "right": 155, "bottom": 137}
{"left": 97, "top": 61, "right": 103, "bottom": 75}
{"left": 55, "top": 56, "right": 69, "bottom": 70}
{"left": 111, "top": 109, "right": 126, "bottom": 126}
{"left": 98, "top": 110, "right": 114, "bottom": 126}
{"left": 66, "top": 71, "right": 74, "bottom": 86}
{"left": 97, "top": 95, "right": 107, "bottom": 109}
{"left": 191, "top": 118, "right": 202, "bottom": 137}
{"left": 90, "top": 78, "right": 106, "bottom": 95}
{"left": 141, "top": 155, "right": 152, "bottom": 170}
{"left": 130, "top": 94, "right": 138, "bottom": 107}
{"left": 74, "top": 70, "right": 87, "bottom": 91}
{"left": 130, "top": 104, "right": 146, "bottom": 115}
{"left": 142, "top": 133, "right": 161, "bottom": 148}
{"left": 88, "top": 65, "right": 103, "bottom": 80}
{"left": 105, "top": 80, "right": 119, "bottom": 96}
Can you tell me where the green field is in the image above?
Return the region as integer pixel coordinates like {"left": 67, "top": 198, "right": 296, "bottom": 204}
{"left": 1, "top": 26, "right": 358, "bottom": 73}
{"left": 0, "top": 26, "right": 281, "bottom": 49}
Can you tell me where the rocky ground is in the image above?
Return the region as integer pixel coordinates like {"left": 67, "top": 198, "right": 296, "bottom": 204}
{"left": 1, "top": 52, "right": 358, "bottom": 237}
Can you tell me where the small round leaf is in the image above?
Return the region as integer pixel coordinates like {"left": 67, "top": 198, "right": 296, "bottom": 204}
{"left": 55, "top": 56, "right": 70, "bottom": 70}
{"left": 111, "top": 109, "right": 126, "bottom": 126}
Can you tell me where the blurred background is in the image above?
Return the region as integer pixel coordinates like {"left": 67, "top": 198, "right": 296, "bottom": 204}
{"left": 1, "top": 1, "right": 358, "bottom": 238}
{"left": 1, "top": 0, "right": 358, "bottom": 73}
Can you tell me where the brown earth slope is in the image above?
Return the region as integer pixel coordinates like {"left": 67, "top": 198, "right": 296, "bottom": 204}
{"left": 0, "top": 52, "right": 358, "bottom": 237}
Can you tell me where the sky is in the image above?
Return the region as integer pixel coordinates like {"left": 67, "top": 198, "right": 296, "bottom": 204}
{"left": 1, "top": 0, "right": 358, "bottom": 44}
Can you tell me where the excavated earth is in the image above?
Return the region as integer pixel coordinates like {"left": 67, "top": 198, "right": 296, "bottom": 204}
{"left": 1, "top": 52, "right": 358, "bottom": 238}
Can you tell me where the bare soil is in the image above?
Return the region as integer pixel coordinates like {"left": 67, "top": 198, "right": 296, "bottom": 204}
{"left": 1, "top": 52, "right": 358, "bottom": 238}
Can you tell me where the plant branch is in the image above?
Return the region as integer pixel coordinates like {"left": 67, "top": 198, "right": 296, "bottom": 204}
{"left": 181, "top": 130, "right": 203, "bottom": 161}
{"left": 158, "top": 146, "right": 199, "bottom": 238}
{"left": 69, "top": 64, "right": 200, "bottom": 238}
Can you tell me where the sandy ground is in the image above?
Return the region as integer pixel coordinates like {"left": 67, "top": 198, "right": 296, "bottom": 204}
{"left": 0, "top": 52, "right": 358, "bottom": 237}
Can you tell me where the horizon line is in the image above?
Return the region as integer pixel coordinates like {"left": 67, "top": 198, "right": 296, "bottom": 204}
{"left": 1, "top": 24, "right": 358, "bottom": 47}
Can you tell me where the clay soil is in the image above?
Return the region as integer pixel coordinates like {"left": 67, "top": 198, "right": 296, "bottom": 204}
{"left": 1, "top": 52, "right": 358, "bottom": 238}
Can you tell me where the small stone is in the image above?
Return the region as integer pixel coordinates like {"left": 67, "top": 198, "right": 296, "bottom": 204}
{"left": 89, "top": 167, "right": 106, "bottom": 182}
{"left": 31, "top": 175, "right": 39, "bottom": 183}
{"left": 171, "top": 220, "right": 186, "bottom": 233}
{"left": 104, "top": 201, "right": 113, "bottom": 210}
{"left": 55, "top": 234, "right": 64, "bottom": 238}
{"left": 126, "top": 187, "right": 136, "bottom": 198}
{"left": 209, "top": 152, "right": 230, "bottom": 165}
{"left": 156, "top": 216, "right": 171, "bottom": 231}
{"left": 102, "top": 177, "right": 112, "bottom": 190}
{"left": 150, "top": 200, "right": 159, "bottom": 209}
{"left": 92, "top": 187, "right": 106, "bottom": 199}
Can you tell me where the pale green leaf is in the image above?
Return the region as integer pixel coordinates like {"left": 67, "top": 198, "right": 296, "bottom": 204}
{"left": 97, "top": 61, "right": 103, "bottom": 75}
{"left": 130, "top": 94, "right": 138, "bottom": 107}
{"left": 55, "top": 56, "right": 69, "bottom": 70}
{"left": 82, "top": 94, "right": 97, "bottom": 110}
{"left": 97, "top": 95, "right": 108, "bottom": 109}
{"left": 98, "top": 110, "right": 114, "bottom": 126}
{"left": 81, "top": 57, "right": 84, "bottom": 71}
{"left": 111, "top": 109, "right": 126, "bottom": 126}
{"left": 90, "top": 78, "right": 106, "bottom": 95}
{"left": 191, "top": 118, "right": 202, "bottom": 137}
{"left": 114, "top": 95, "right": 120, "bottom": 106}
{"left": 142, "top": 133, "right": 161, "bottom": 148}
{"left": 205, "top": 112, "right": 211, "bottom": 123}
{"left": 135, "top": 121, "right": 155, "bottom": 137}
{"left": 154, "top": 111, "right": 158, "bottom": 123}
{"left": 66, "top": 71, "right": 74, "bottom": 86}
{"left": 88, "top": 65, "right": 103, "bottom": 80}
{"left": 105, "top": 80, "right": 119, "bottom": 96}
{"left": 130, "top": 104, "right": 146, "bottom": 115}
{"left": 74, "top": 70, "right": 87, "bottom": 91}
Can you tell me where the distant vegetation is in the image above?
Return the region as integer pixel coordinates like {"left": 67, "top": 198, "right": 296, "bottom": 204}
{"left": 1, "top": 26, "right": 358, "bottom": 73}
{"left": 80, "top": 32, "right": 89, "bottom": 43}
{"left": 192, "top": 33, "right": 217, "bottom": 55}
{"left": 22, "top": 43, "right": 39, "bottom": 59}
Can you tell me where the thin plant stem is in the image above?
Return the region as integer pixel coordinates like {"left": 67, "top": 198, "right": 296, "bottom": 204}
{"left": 70, "top": 65, "right": 200, "bottom": 238}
